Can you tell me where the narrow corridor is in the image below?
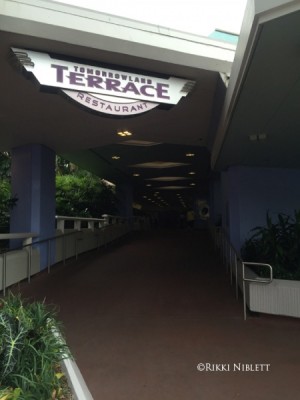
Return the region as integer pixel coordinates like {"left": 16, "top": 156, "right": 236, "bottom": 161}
{"left": 16, "top": 229, "right": 300, "bottom": 400}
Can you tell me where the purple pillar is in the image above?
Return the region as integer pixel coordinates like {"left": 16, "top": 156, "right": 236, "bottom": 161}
{"left": 10, "top": 144, "right": 56, "bottom": 269}
{"left": 221, "top": 166, "right": 300, "bottom": 252}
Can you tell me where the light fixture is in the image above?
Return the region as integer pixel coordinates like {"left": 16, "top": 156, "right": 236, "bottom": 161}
{"left": 112, "top": 155, "right": 120, "bottom": 160}
{"left": 131, "top": 161, "right": 189, "bottom": 168}
{"left": 188, "top": 171, "right": 196, "bottom": 175}
{"left": 119, "top": 140, "right": 161, "bottom": 146}
{"left": 258, "top": 133, "right": 267, "bottom": 140}
{"left": 249, "top": 133, "right": 267, "bottom": 142}
{"left": 190, "top": 183, "right": 196, "bottom": 186}
{"left": 147, "top": 176, "right": 189, "bottom": 181}
{"left": 117, "top": 130, "right": 132, "bottom": 137}
{"left": 157, "top": 186, "right": 192, "bottom": 190}
{"left": 133, "top": 173, "right": 140, "bottom": 177}
{"left": 185, "top": 153, "right": 195, "bottom": 157}
{"left": 249, "top": 134, "right": 257, "bottom": 141}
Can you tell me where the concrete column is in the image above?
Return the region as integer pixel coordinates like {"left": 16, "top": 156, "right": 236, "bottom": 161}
{"left": 10, "top": 144, "right": 56, "bottom": 269}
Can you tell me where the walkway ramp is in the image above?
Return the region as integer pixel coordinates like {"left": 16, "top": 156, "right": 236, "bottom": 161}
{"left": 15, "top": 229, "right": 300, "bottom": 400}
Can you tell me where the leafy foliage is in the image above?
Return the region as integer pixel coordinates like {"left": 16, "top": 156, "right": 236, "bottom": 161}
{"left": 0, "top": 153, "right": 117, "bottom": 228}
{"left": 55, "top": 155, "right": 117, "bottom": 217}
{"left": 55, "top": 157, "right": 77, "bottom": 177}
{"left": 0, "top": 153, "right": 11, "bottom": 181}
{"left": 0, "top": 293, "right": 72, "bottom": 400}
{"left": 241, "top": 211, "right": 300, "bottom": 280}
{"left": 56, "top": 174, "right": 117, "bottom": 217}
{"left": 0, "top": 153, "right": 17, "bottom": 229}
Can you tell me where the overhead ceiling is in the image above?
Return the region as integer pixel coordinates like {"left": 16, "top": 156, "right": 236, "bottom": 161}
{"left": 1, "top": 0, "right": 300, "bottom": 212}
{"left": 212, "top": 2, "right": 300, "bottom": 171}
{"left": 0, "top": 28, "right": 219, "bottom": 209}
{"left": 0, "top": 0, "right": 231, "bottom": 211}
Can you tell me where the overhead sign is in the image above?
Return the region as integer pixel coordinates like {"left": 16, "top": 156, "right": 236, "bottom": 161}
{"left": 62, "top": 90, "right": 158, "bottom": 116}
{"left": 12, "top": 48, "right": 195, "bottom": 117}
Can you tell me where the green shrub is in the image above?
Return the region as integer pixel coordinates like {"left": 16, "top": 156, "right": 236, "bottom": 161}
{"left": 241, "top": 211, "right": 300, "bottom": 280}
{"left": 0, "top": 293, "right": 72, "bottom": 400}
{"left": 56, "top": 175, "right": 116, "bottom": 218}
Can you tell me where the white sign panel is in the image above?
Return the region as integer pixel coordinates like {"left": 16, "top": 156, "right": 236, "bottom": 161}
{"left": 63, "top": 90, "right": 159, "bottom": 116}
{"left": 12, "top": 48, "right": 195, "bottom": 105}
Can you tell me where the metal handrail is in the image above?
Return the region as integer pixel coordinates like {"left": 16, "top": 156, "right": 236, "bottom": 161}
{"left": 242, "top": 261, "right": 273, "bottom": 320}
{"left": 210, "top": 224, "right": 273, "bottom": 320}
{"left": 212, "top": 226, "right": 242, "bottom": 300}
{"left": 1, "top": 215, "right": 146, "bottom": 296}
{"left": 1, "top": 229, "right": 82, "bottom": 296}
{"left": 0, "top": 223, "right": 122, "bottom": 296}
{"left": 56, "top": 216, "right": 105, "bottom": 222}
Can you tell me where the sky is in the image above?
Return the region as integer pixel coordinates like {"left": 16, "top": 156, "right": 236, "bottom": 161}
{"left": 52, "top": 0, "right": 248, "bottom": 36}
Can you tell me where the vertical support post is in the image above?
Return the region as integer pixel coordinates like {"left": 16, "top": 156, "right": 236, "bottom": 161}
{"left": 10, "top": 144, "right": 56, "bottom": 270}
{"left": 27, "top": 246, "right": 32, "bottom": 283}
{"left": 235, "top": 254, "right": 239, "bottom": 299}
{"left": 57, "top": 219, "right": 65, "bottom": 233}
{"left": 63, "top": 235, "right": 66, "bottom": 265}
{"left": 88, "top": 221, "right": 95, "bottom": 231}
{"left": 242, "top": 263, "right": 247, "bottom": 320}
{"left": 3, "top": 253, "right": 7, "bottom": 296}
{"left": 47, "top": 239, "right": 51, "bottom": 273}
{"left": 229, "top": 245, "right": 233, "bottom": 284}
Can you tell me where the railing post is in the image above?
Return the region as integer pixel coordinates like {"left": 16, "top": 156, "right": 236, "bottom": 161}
{"left": 75, "top": 233, "right": 79, "bottom": 260}
{"left": 235, "top": 254, "right": 239, "bottom": 299}
{"left": 27, "top": 245, "right": 32, "bottom": 283}
{"left": 243, "top": 278, "right": 247, "bottom": 321}
{"left": 63, "top": 235, "right": 66, "bottom": 265}
{"left": 2, "top": 253, "right": 7, "bottom": 296}
{"left": 242, "top": 262, "right": 273, "bottom": 321}
{"left": 74, "top": 220, "right": 81, "bottom": 231}
{"left": 47, "top": 239, "right": 51, "bottom": 273}
{"left": 88, "top": 221, "right": 95, "bottom": 231}
{"left": 229, "top": 245, "right": 233, "bottom": 284}
{"left": 57, "top": 218, "right": 65, "bottom": 233}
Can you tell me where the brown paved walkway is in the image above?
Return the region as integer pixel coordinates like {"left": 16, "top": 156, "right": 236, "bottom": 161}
{"left": 14, "top": 229, "right": 300, "bottom": 399}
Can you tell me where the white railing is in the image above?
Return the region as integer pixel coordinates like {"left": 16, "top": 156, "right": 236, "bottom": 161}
{"left": 0, "top": 215, "right": 149, "bottom": 296}
{"left": 0, "top": 232, "right": 38, "bottom": 245}
{"left": 56, "top": 215, "right": 106, "bottom": 232}
{"left": 209, "top": 224, "right": 273, "bottom": 320}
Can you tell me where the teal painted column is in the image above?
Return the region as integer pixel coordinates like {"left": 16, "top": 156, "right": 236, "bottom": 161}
{"left": 10, "top": 144, "right": 56, "bottom": 269}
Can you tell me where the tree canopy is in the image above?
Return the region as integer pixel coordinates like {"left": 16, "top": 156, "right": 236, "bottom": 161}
{"left": 56, "top": 174, "right": 117, "bottom": 217}
{"left": 0, "top": 153, "right": 117, "bottom": 229}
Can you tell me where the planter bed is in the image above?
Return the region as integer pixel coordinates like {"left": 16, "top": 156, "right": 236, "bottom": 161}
{"left": 248, "top": 275, "right": 300, "bottom": 318}
{"left": 61, "top": 357, "right": 94, "bottom": 400}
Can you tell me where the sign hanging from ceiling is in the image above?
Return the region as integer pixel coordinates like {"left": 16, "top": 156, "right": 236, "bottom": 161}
{"left": 62, "top": 90, "right": 159, "bottom": 116}
{"left": 12, "top": 48, "right": 195, "bottom": 117}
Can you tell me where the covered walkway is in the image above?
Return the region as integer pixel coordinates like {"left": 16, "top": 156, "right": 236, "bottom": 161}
{"left": 15, "top": 229, "right": 300, "bottom": 400}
